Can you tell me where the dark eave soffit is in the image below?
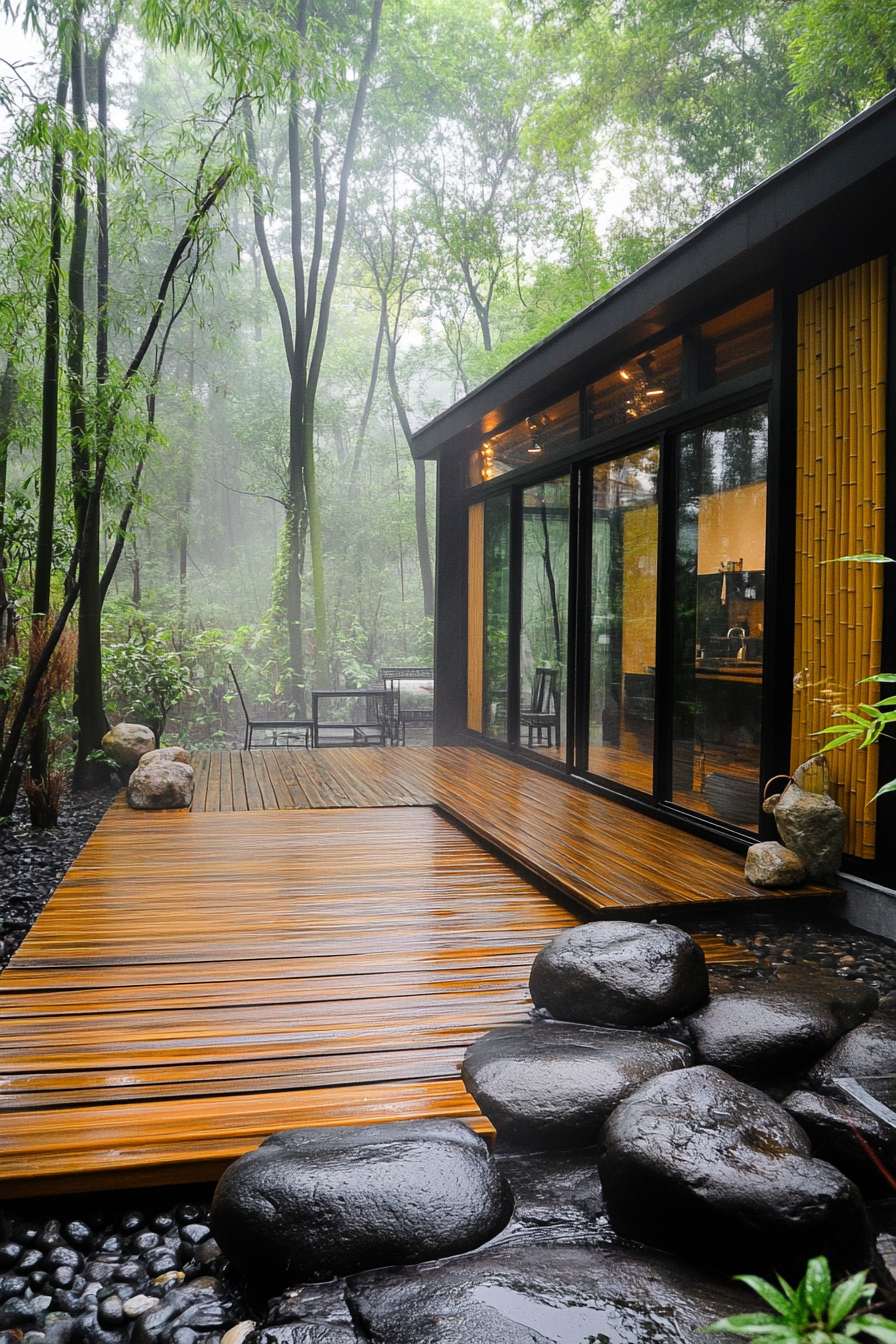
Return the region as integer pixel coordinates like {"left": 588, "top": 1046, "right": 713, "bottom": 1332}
{"left": 410, "top": 91, "right": 896, "bottom": 462}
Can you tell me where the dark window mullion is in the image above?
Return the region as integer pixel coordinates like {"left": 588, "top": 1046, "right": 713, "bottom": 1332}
{"left": 507, "top": 484, "right": 523, "bottom": 750}
{"left": 653, "top": 429, "right": 677, "bottom": 805}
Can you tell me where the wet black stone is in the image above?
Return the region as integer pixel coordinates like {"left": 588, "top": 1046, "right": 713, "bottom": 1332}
{"left": 782, "top": 1090, "right": 896, "bottom": 1198}
{"left": 0, "top": 1248, "right": 21, "bottom": 1272}
{"left": 119, "top": 1215, "right": 144, "bottom": 1238}
{"left": 529, "top": 921, "right": 709, "bottom": 1028}
{"left": 684, "top": 965, "right": 877, "bottom": 1079}
{"left": 462, "top": 1020, "right": 692, "bottom": 1148}
{"left": 62, "top": 1226, "right": 93, "bottom": 1252}
{"left": 0, "top": 1275, "right": 29, "bottom": 1300}
{"left": 170, "top": 1329, "right": 196, "bottom": 1344}
{"left": 30, "top": 1269, "right": 51, "bottom": 1291}
{"left": 211, "top": 1118, "right": 512, "bottom": 1290}
{"left": 177, "top": 1227, "right": 210, "bottom": 1247}
{"left": 809, "top": 994, "right": 896, "bottom": 1091}
{"left": 44, "top": 1312, "right": 75, "bottom": 1344}
{"left": 0, "top": 1296, "right": 46, "bottom": 1331}
{"left": 50, "top": 1268, "right": 77, "bottom": 1292}
{"left": 345, "top": 1241, "right": 758, "bottom": 1344}
{"left": 95, "top": 1239, "right": 121, "bottom": 1259}
{"left": 143, "top": 1252, "right": 178, "bottom": 1277}
{"left": 96, "top": 1298, "right": 124, "bottom": 1329}
{"left": 495, "top": 1148, "right": 607, "bottom": 1233}
{"left": 258, "top": 1282, "right": 362, "bottom": 1343}
{"left": 19, "top": 1249, "right": 45, "bottom": 1272}
{"left": 175, "top": 1208, "right": 202, "bottom": 1227}
{"left": 110, "top": 1264, "right": 146, "bottom": 1287}
{"left": 597, "top": 1064, "right": 873, "bottom": 1278}
{"left": 84, "top": 1263, "right": 116, "bottom": 1287}
{"left": 46, "top": 1249, "right": 84, "bottom": 1274}
{"left": 74, "top": 1310, "right": 127, "bottom": 1344}
{"left": 129, "top": 1233, "right": 160, "bottom": 1254}
{"left": 52, "top": 1290, "right": 86, "bottom": 1315}
{"left": 38, "top": 1222, "right": 64, "bottom": 1253}
{"left": 150, "top": 1217, "right": 175, "bottom": 1236}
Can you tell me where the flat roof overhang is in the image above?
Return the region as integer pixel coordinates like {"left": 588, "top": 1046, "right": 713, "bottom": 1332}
{"left": 411, "top": 91, "right": 896, "bottom": 462}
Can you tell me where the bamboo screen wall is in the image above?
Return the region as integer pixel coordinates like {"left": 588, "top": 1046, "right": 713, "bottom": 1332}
{"left": 793, "top": 257, "right": 888, "bottom": 859}
{"left": 467, "top": 502, "right": 484, "bottom": 732}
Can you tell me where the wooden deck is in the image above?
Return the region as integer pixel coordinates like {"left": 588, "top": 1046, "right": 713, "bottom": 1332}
{"left": 0, "top": 805, "right": 578, "bottom": 1196}
{"left": 191, "top": 747, "right": 836, "bottom": 910}
{"left": 0, "top": 746, "right": 825, "bottom": 1198}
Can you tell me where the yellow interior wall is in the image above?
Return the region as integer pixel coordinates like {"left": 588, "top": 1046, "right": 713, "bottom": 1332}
{"left": 697, "top": 482, "right": 767, "bottom": 574}
{"left": 467, "top": 503, "right": 484, "bottom": 733}
{"left": 622, "top": 504, "right": 658, "bottom": 677}
{"left": 793, "top": 257, "right": 888, "bottom": 860}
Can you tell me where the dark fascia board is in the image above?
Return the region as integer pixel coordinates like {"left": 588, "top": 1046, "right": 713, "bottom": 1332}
{"left": 411, "top": 90, "right": 896, "bottom": 461}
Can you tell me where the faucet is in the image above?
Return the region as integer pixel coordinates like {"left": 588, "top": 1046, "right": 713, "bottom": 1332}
{"left": 727, "top": 627, "right": 747, "bottom": 659}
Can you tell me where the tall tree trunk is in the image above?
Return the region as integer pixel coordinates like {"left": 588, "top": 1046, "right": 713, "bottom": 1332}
{"left": 385, "top": 339, "right": 434, "bottom": 619}
{"left": 32, "top": 57, "right": 69, "bottom": 617}
{"left": 349, "top": 298, "right": 386, "bottom": 494}
{"left": 71, "top": 9, "right": 110, "bottom": 789}
{"left": 0, "top": 356, "right": 17, "bottom": 651}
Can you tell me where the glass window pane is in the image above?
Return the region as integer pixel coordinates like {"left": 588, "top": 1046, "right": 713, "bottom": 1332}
{"left": 520, "top": 476, "right": 569, "bottom": 757}
{"left": 470, "top": 393, "right": 579, "bottom": 484}
{"left": 697, "top": 292, "right": 774, "bottom": 390}
{"left": 588, "top": 446, "right": 659, "bottom": 792}
{"left": 671, "top": 406, "right": 768, "bottom": 830}
{"left": 585, "top": 338, "right": 681, "bottom": 438}
{"left": 483, "top": 492, "right": 511, "bottom": 740}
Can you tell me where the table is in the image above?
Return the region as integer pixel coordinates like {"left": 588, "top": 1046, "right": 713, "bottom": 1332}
{"left": 311, "top": 689, "right": 386, "bottom": 749}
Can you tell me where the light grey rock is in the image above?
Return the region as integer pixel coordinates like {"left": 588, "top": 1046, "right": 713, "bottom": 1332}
{"left": 529, "top": 921, "right": 709, "bottom": 1027}
{"left": 122, "top": 1297, "right": 159, "bottom": 1319}
{"left": 745, "top": 841, "right": 806, "bottom": 888}
{"left": 127, "top": 761, "right": 194, "bottom": 811}
{"left": 462, "top": 1020, "right": 692, "bottom": 1148}
{"left": 102, "top": 724, "right": 155, "bottom": 771}
{"left": 596, "top": 1064, "right": 873, "bottom": 1278}
{"left": 774, "top": 756, "right": 845, "bottom": 879}
{"left": 137, "top": 747, "right": 191, "bottom": 767}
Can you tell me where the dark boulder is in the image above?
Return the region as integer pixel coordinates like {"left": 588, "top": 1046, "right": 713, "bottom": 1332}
{"left": 782, "top": 1090, "right": 896, "bottom": 1197}
{"left": 251, "top": 1284, "right": 362, "bottom": 1344}
{"left": 345, "top": 1240, "right": 757, "bottom": 1344}
{"left": 210, "top": 1119, "right": 511, "bottom": 1290}
{"left": 596, "top": 1064, "right": 872, "bottom": 1277}
{"left": 684, "top": 966, "right": 877, "bottom": 1079}
{"left": 462, "top": 1020, "right": 692, "bottom": 1148}
{"left": 809, "top": 993, "right": 896, "bottom": 1092}
{"left": 495, "top": 1147, "right": 606, "bottom": 1234}
{"left": 529, "top": 921, "right": 709, "bottom": 1028}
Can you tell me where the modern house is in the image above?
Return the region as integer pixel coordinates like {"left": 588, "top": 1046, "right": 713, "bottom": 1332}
{"left": 412, "top": 91, "right": 896, "bottom": 893}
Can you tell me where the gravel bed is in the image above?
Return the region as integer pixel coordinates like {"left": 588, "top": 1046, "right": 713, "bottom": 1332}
{"left": 0, "top": 786, "right": 118, "bottom": 973}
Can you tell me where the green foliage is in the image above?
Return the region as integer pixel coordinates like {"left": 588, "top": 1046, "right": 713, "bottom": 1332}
{"left": 104, "top": 631, "right": 193, "bottom": 745}
{"left": 705, "top": 1256, "right": 896, "bottom": 1343}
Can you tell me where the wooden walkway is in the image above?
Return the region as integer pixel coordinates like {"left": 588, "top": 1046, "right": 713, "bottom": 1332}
{"left": 0, "top": 806, "right": 579, "bottom": 1196}
{"left": 0, "top": 747, "right": 824, "bottom": 1198}
{"left": 191, "top": 747, "right": 835, "bottom": 910}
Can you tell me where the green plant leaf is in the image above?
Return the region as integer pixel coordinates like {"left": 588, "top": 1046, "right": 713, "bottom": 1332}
{"left": 735, "top": 1276, "right": 795, "bottom": 1317}
{"left": 805, "top": 1258, "right": 832, "bottom": 1317}
{"left": 870, "top": 779, "right": 896, "bottom": 803}
{"left": 850, "top": 1317, "right": 896, "bottom": 1344}
{"left": 859, "top": 675, "right": 896, "bottom": 685}
{"left": 827, "top": 1272, "right": 870, "bottom": 1326}
{"left": 823, "top": 554, "right": 894, "bottom": 564}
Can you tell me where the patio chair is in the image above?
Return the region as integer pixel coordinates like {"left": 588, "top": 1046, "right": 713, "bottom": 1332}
{"left": 520, "top": 667, "right": 561, "bottom": 747}
{"left": 228, "top": 664, "right": 312, "bottom": 750}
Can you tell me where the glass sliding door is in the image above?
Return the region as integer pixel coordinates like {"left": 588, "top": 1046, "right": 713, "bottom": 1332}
{"left": 482, "top": 492, "right": 511, "bottom": 741}
{"left": 519, "top": 475, "right": 569, "bottom": 756}
{"left": 588, "top": 446, "right": 659, "bottom": 792}
{"left": 671, "top": 405, "right": 768, "bottom": 830}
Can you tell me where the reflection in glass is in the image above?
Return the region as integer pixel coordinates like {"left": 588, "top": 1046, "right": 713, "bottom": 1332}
{"left": 520, "top": 476, "right": 569, "bottom": 755}
{"left": 482, "top": 492, "right": 511, "bottom": 740}
{"left": 470, "top": 393, "right": 580, "bottom": 485}
{"left": 696, "top": 292, "right": 774, "bottom": 390}
{"left": 672, "top": 406, "right": 768, "bottom": 830}
{"left": 586, "top": 338, "right": 681, "bottom": 438}
{"left": 588, "top": 447, "right": 659, "bottom": 791}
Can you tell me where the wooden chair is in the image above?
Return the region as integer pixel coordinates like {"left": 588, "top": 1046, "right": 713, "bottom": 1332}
{"left": 228, "top": 664, "right": 312, "bottom": 750}
{"left": 520, "top": 667, "right": 561, "bottom": 747}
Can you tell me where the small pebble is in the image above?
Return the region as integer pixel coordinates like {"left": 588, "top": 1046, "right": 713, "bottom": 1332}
{"left": 96, "top": 1299, "right": 122, "bottom": 1330}
{"left": 151, "top": 1273, "right": 183, "bottom": 1291}
{"left": 122, "top": 1297, "right": 159, "bottom": 1320}
{"left": 221, "top": 1322, "right": 255, "bottom": 1344}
